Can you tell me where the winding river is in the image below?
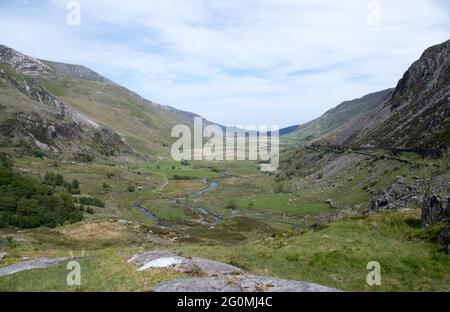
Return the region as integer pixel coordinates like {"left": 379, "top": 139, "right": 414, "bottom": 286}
{"left": 136, "top": 178, "right": 223, "bottom": 226}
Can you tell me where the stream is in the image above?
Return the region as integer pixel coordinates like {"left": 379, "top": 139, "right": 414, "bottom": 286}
{"left": 136, "top": 178, "right": 223, "bottom": 226}
{"left": 134, "top": 199, "right": 161, "bottom": 225}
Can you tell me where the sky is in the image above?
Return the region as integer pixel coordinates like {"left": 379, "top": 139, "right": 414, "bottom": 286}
{"left": 0, "top": 0, "right": 449, "bottom": 127}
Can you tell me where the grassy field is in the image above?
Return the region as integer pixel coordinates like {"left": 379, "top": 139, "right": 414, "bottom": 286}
{"left": 0, "top": 209, "right": 448, "bottom": 292}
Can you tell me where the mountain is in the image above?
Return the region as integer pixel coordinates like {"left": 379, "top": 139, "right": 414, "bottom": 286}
{"left": 339, "top": 39, "right": 450, "bottom": 149}
{"left": 0, "top": 45, "right": 213, "bottom": 160}
{"left": 286, "top": 39, "right": 450, "bottom": 150}
{"left": 283, "top": 88, "right": 394, "bottom": 144}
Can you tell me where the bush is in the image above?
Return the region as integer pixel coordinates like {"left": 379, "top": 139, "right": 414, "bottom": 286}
{"left": 0, "top": 169, "right": 82, "bottom": 229}
{"left": 43, "top": 173, "right": 80, "bottom": 194}
{"left": 127, "top": 185, "right": 136, "bottom": 192}
{"left": 86, "top": 207, "right": 94, "bottom": 214}
{"left": 77, "top": 196, "right": 105, "bottom": 208}
{"left": 31, "top": 148, "right": 45, "bottom": 159}
{"left": 225, "top": 201, "right": 238, "bottom": 210}
{"left": 170, "top": 175, "right": 196, "bottom": 180}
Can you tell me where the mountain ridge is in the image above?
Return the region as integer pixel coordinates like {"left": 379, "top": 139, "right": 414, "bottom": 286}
{"left": 0, "top": 44, "right": 218, "bottom": 159}
{"left": 285, "top": 39, "right": 450, "bottom": 150}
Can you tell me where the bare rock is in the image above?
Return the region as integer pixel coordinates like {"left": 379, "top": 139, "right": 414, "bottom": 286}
{"left": 130, "top": 251, "right": 339, "bottom": 292}
{"left": 128, "top": 251, "right": 242, "bottom": 276}
{"left": 421, "top": 195, "right": 449, "bottom": 227}
{"left": 369, "top": 180, "right": 421, "bottom": 212}
{"left": 153, "top": 275, "right": 339, "bottom": 292}
{"left": 0, "top": 257, "right": 69, "bottom": 277}
{"left": 190, "top": 257, "right": 243, "bottom": 276}
{"left": 231, "top": 274, "right": 339, "bottom": 292}
{"left": 0, "top": 252, "right": 8, "bottom": 262}
{"left": 127, "top": 250, "right": 177, "bottom": 267}
{"left": 154, "top": 277, "right": 242, "bottom": 292}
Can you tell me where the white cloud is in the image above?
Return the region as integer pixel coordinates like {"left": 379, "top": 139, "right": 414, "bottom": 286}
{"left": 1, "top": 0, "right": 449, "bottom": 126}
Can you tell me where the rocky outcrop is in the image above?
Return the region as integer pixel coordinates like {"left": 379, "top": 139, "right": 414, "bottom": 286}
{"left": 0, "top": 68, "right": 66, "bottom": 116}
{"left": 421, "top": 195, "right": 450, "bottom": 227}
{"left": 0, "top": 252, "right": 7, "bottom": 262}
{"left": 0, "top": 257, "right": 69, "bottom": 277}
{"left": 128, "top": 251, "right": 339, "bottom": 292}
{"left": 369, "top": 178, "right": 422, "bottom": 212}
{"left": 0, "top": 45, "right": 52, "bottom": 76}
{"left": 334, "top": 39, "right": 450, "bottom": 149}
{"left": 437, "top": 221, "right": 449, "bottom": 245}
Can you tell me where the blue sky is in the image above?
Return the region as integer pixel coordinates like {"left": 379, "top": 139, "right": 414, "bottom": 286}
{"left": 0, "top": 0, "right": 449, "bottom": 127}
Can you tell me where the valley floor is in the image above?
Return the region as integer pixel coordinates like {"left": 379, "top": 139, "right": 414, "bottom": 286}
{"left": 0, "top": 151, "right": 449, "bottom": 291}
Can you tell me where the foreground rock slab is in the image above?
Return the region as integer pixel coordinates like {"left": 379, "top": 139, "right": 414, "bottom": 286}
{"left": 129, "top": 251, "right": 339, "bottom": 292}
{"left": 0, "top": 257, "right": 69, "bottom": 277}
{"left": 129, "top": 251, "right": 243, "bottom": 276}
{"left": 153, "top": 275, "right": 339, "bottom": 292}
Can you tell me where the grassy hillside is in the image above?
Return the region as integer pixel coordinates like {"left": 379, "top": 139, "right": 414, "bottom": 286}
{"left": 0, "top": 45, "right": 214, "bottom": 157}
{"left": 282, "top": 89, "right": 393, "bottom": 145}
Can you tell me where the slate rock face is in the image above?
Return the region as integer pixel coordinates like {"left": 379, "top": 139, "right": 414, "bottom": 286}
{"left": 421, "top": 194, "right": 449, "bottom": 227}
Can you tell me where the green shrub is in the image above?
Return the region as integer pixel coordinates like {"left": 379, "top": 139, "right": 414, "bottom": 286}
{"left": 31, "top": 148, "right": 45, "bottom": 159}
{"left": 77, "top": 196, "right": 105, "bottom": 208}
{"left": 43, "top": 173, "right": 80, "bottom": 194}
{"left": 127, "top": 185, "right": 135, "bottom": 192}
{"left": 225, "top": 201, "right": 238, "bottom": 210}
{"left": 0, "top": 169, "right": 82, "bottom": 229}
{"left": 170, "top": 175, "right": 196, "bottom": 180}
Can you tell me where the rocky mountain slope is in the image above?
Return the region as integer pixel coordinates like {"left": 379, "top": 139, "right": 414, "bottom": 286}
{"left": 0, "top": 45, "right": 212, "bottom": 159}
{"left": 341, "top": 39, "right": 450, "bottom": 149}
{"left": 286, "top": 39, "right": 450, "bottom": 150}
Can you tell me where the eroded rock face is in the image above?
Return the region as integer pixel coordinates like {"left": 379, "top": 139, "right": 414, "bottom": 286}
{"left": 129, "top": 251, "right": 339, "bottom": 292}
{"left": 421, "top": 195, "right": 450, "bottom": 227}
